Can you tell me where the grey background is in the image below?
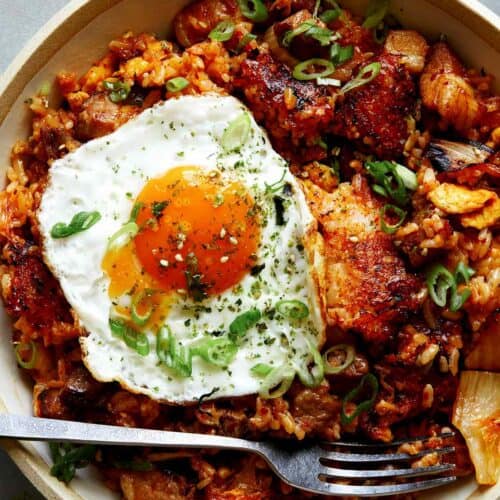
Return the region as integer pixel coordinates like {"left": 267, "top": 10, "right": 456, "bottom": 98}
{"left": 0, "top": 0, "right": 499, "bottom": 498}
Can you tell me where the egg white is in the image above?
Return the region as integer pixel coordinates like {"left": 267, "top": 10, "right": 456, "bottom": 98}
{"left": 38, "top": 95, "right": 326, "bottom": 403}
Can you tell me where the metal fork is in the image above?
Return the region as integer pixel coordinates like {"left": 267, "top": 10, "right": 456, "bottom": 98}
{"left": 0, "top": 414, "right": 456, "bottom": 497}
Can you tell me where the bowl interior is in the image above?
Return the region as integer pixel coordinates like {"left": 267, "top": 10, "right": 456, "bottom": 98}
{"left": 0, "top": 0, "right": 498, "bottom": 498}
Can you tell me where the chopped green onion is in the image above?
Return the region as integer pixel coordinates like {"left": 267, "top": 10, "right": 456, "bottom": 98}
{"left": 237, "top": 32, "right": 257, "bottom": 51}
{"left": 103, "top": 80, "right": 131, "bottom": 103}
{"left": 130, "top": 202, "right": 144, "bottom": 222}
{"left": 323, "top": 344, "right": 355, "bottom": 375}
{"left": 295, "top": 343, "right": 324, "bottom": 388}
{"left": 276, "top": 300, "right": 309, "bottom": 320}
{"left": 454, "top": 262, "right": 475, "bottom": 284}
{"left": 192, "top": 337, "right": 237, "bottom": 367}
{"left": 237, "top": 0, "right": 268, "bottom": 22}
{"left": 293, "top": 58, "right": 335, "bottom": 81}
{"left": 320, "top": 8, "right": 341, "bottom": 23}
{"left": 50, "top": 443, "right": 96, "bottom": 484}
{"left": 394, "top": 164, "right": 418, "bottom": 190}
{"left": 283, "top": 20, "right": 333, "bottom": 48}
{"left": 372, "top": 184, "right": 388, "bottom": 198}
{"left": 209, "top": 20, "right": 235, "bottom": 42}
{"left": 251, "top": 363, "right": 273, "bottom": 377}
{"left": 229, "top": 309, "right": 262, "bottom": 341}
{"left": 107, "top": 222, "right": 139, "bottom": 252}
{"left": 341, "top": 373, "right": 379, "bottom": 425}
{"left": 330, "top": 43, "right": 354, "bottom": 64}
{"left": 166, "top": 77, "right": 190, "bottom": 93}
{"left": 317, "top": 77, "right": 341, "bottom": 86}
{"left": 363, "top": 0, "right": 389, "bottom": 29}
{"left": 259, "top": 364, "right": 295, "bottom": 399}
{"left": 38, "top": 81, "right": 52, "bottom": 96}
{"left": 450, "top": 288, "right": 471, "bottom": 312}
{"left": 156, "top": 326, "right": 192, "bottom": 377}
{"left": 221, "top": 112, "right": 251, "bottom": 152}
{"left": 14, "top": 341, "right": 37, "bottom": 369}
{"left": 131, "top": 290, "right": 154, "bottom": 326}
{"left": 380, "top": 204, "right": 407, "bottom": 234}
{"left": 341, "top": 62, "right": 381, "bottom": 93}
{"left": 51, "top": 211, "right": 101, "bottom": 239}
{"left": 426, "top": 264, "right": 455, "bottom": 308}
{"left": 109, "top": 318, "right": 150, "bottom": 356}
{"left": 265, "top": 170, "right": 287, "bottom": 194}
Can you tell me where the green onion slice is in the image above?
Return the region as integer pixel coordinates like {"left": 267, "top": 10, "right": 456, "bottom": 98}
{"left": 251, "top": 363, "right": 273, "bottom": 377}
{"left": 221, "top": 112, "right": 251, "bottom": 152}
{"left": 341, "top": 373, "right": 379, "bottom": 425}
{"left": 166, "top": 77, "right": 190, "bottom": 93}
{"left": 283, "top": 20, "right": 333, "bottom": 48}
{"left": 237, "top": 32, "right": 257, "bottom": 51}
{"left": 363, "top": 0, "right": 389, "bottom": 29}
{"left": 450, "top": 288, "right": 471, "bottom": 312}
{"left": 192, "top": 337, "right": 238, "bottom": 367}
{"left": 209, "top": 20, "right": 235, "bottom": 42}
{"left": 380, "top": 204, "right": 407, "bottom": 234}
{"left": 109, "top": 318, "right": 150, "bottom": 356}
{"left": 276, "top": 300, "right": 309, "bottom": 320}
{"left": 317, "top": 77, "right": 341, "bottom": 86}
{"left": 320, "top": 8, "right": 341, "bottom": 23}
{"left": 454, "top": 262, "right": 475, "bottom": 284}
{"left": 323, "top": 344, "right": 355, "bottom": 375}
{"left": 156, "top": 326, "right": 192, "bottom": 377}
{"left": 259, "top": 364, "right": 295, "bottom": 399}
{"left": 330, "top": 43, "right": 354, "bottom": 64}
{"left": 229, "top": 309, "right": 262, "bottom": 341}
{"left": 293, "top": 58, "right": 335, "bottom": 81}
{"left": 103, "top": 80, "right": 131, "bottom": 103}
{"left": 426, "top": 264, "right": 455, "bottom": 308}
{"left": 295, "top": 343, "right": 324, "bottom": 388}
{"left": 51, "top": 211, "right": 101, "bottom": 239}
{"left": 14, "top": 341, "right": 37, "bottom": 369}
{"left": 237, "top": 0, "right": 268, "bottom": 22}
{"left": 130, "top": 202, "right": 144, "bottom": 222}
{"left": 50, "top": 443, "right": 96, "bottom": 484}
{"left": 131, "top": 290, "right": 154, "bottom": 326}
{"left": 394, "top": 164, "right": 418, "bottom": 191}
{"left": 341, "top": 62, "right": 381, "bottom": 93}
{"left": 365, "top": 161, "right": 416, "bottom": 206}
{"left": 107, "top": 222, "right": 139, "bottom": 252}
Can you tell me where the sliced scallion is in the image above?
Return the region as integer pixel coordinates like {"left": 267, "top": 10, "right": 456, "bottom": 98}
{"left": 221, "top": 112, "right": 251, "bottom": 152}
{"left": 363, "top": 0, "right": 389, "bottom": 29}
{"left": 156, "top": 326, "right": 192, "bottom": 377}
{"left": 276, "top": 300, "right": 309, "bottom": 320}
{"left": 109, "top": 318, "right": 150, "bottom": 356}
{"left": 317, "top": 77, "right": 342, "bottom": 86}
{"left": 293, "top": 58, "right": 335, "bottom": 81}
{"left": 166, "top": 77, "right": 190, "bottom": 93}
{"left": 51, "top": 211, "right": 101, "bottom": 239}
{"left": 237, "top": 32, "right": 257, "bottom": 52}
{"left": 341, "top": 373, "right": 379, "bottom": 425}
{"left": 426, "top": 264, "right": 456, "bottom": 308}
{"left": 320, "top": 8, "right": 341, "bottom": 23}
{"left": 454, "top": 262, "right": 475, "bottom": 284}
{"left": 192, "top": 337, "right": 237, "bottom": 367}
{"left": 209, "top": 20, "right": 235, "bottom": 42}
{"left": 131, "top": 290, "right": 154, "bottom": 326}
{"left": 251, "top": 363, "right": 273, "bottom": 377}
{"left": 295, "top": 343, "right": 324, "bottom": 388}
{"left": 229, "top": 309, "right": 262, "bottom": 341}
{"left": 14, "top": 341, "right": 37, "bottom": 369}
{"left": 259, "top": 364, "right": 295, "bottom": 399}
{"left": 103, "top": 80, "right": 131, "bottom": 103}
{"left": 330, "top": 43, "right": 354, "bottom": 65}
{"left": 107, "top": 222, "right": 139, "bottom": 252}
{"left": 380, "top": 204, "right": 407, "bottom": 234}
{"left": 323, "top": 344, "right": 355, "bottom": 375}
{"left": 341, "top": 62, "right": 381, "bottom": 93}
{"left": 283, "top": 20, "right": 333, "bottom": 48}
{"left": 237, "top": 0, "right": 268, "bottom": 22}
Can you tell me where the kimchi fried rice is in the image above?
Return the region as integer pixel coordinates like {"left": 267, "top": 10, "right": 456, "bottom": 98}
{"left": 0, "top": 0, "right": 499, "bottom": 498}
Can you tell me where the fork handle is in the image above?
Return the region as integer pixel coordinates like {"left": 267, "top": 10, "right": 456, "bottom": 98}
{"left": 0, "top": 414, "right": 263, "bottom": 455}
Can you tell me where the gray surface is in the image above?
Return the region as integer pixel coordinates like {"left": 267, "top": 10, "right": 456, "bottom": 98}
{"left": 0, "top": 0, "right": 499, "bottom": 498}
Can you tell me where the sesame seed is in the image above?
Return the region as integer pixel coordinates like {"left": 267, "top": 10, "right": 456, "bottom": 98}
{"left": 177, "top": 289, "right": 187, "bottom": 295}
{"left": 220, "top": 256, "right": 229, "bottom": 263}
{"left": 159, "top": 259, "right": 169, "bottom": 268}
{"left": 348, "top": 236, "right": 359, "bottom": 243}
{"left": 220, "top": 228, "right": 227, "bottom": 239}
{"left": 229, "top": 237, "right": 238, "bottom": 245}
{"left": 175, "top": 254, "right": 183, "bottom": 262}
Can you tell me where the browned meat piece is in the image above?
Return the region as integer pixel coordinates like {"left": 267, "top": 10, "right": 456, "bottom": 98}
{"left": 267, "top": 0, "right": 316, "bottom": 19}
{"left": 34, "top": 384, "right": 73, "bottom": 420}
{"left": 120, "top": 471, "right": 194, "bottom": 500}
{"left": 326, "top": 352, "right": 370, "bottom": 391}
{"left": 173, "top": 0, "right": 241, "bottom": 48}
{"left": 76, "top": 93, "right": 140, "bottom": 141}
{"left": 420, "top": 43, "right": 483, "bottom": 134}
{"left": 1, "top": 242, "right": 78, "bottom": 344}
{"left": 332, "top": 54, "right": 417, "bottom": 160}
{"left": 302, "top": 175, "right": 422, "bottom": 344}
{"left": 384, "top": 30, "right": 429, "bottom": 74}
{"left": 234, "top": 51, "right": 335, "bottom": 162}
{"left": 60, "top": 365, "right": 105, "bottom": 408}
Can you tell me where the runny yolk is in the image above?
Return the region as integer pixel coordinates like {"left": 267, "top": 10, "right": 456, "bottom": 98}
{"left": 131, "top": 166, "right": 260, "bottom": 298}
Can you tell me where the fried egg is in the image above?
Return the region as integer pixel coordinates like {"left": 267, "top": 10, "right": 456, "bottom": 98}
{"left": 38, "top": 95, "right": 326, "bottom": 403}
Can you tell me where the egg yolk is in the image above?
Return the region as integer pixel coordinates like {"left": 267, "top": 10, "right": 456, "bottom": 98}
{"left": 131, "top": 166, "right": 260, "bottom": 298}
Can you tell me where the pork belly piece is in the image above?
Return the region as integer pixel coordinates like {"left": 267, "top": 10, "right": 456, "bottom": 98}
{"left": 384, "top": 30, "right": 429, "bottom": 74}
{"left": 302, "top": 175, "right": 422, "bottom": 344}
{"left": 332, "top": 54, "right": 417, "bottom": 160}
{"left": 234, "top": 51, "right": 335, "bottom": 162}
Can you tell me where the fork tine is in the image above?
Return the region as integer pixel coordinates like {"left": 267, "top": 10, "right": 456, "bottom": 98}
{"left": 317, "top": 462, "right": 455, "bottom": 479}
{"left": 328, "top": 432, "right": 455, "bottom": 449}
{"left": 314, "top": 476, "right": 457, "bottom": 497}
{"left": 321, "top": 446, "right": 455, "bottom": 463}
